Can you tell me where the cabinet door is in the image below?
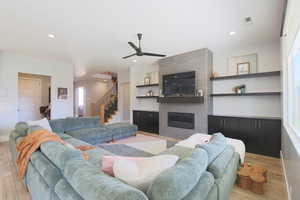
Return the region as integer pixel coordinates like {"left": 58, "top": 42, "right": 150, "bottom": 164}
{"left": 238, "top": 118, "right": 260, "bottom": 155}
{"left": 257, "top": 119, "right": 281, "bottom": 157}
{"left": 153, "top": 112, "right": 159, "bottom": 134}
{"left": 208, "top": 116, "right": 224, "bottom": 134}
{"left": 133, "top": 111, "right": 141, "bottom": 130}
{"left": 222, "top": 117, "right": 240, "bottom": 139}
{"left": 144, "top": 112, "right": 155, "bottom": 133}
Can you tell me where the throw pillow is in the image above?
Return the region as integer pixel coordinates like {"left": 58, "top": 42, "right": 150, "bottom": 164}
{"left": 27, "top": 118, "right": 53, "bottom": 132}
{"left": 102, "top": 156, "right": 146, "bottom": 177}
{"left": 113, "top": 155, "right": 179, "bottom": 192}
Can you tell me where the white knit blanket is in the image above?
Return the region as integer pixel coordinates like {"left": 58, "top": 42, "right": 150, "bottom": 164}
{"left": 176, "top": 133, "right": 246, "bottom": 163}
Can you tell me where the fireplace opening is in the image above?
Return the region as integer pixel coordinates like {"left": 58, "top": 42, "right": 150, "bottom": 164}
{"left": 168, "top": 112, "right": 195, "bottom": 129}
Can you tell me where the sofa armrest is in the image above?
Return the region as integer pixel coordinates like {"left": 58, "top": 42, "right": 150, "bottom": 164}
{"left": 207, "top": 145, "right": 235, "bottom": 179}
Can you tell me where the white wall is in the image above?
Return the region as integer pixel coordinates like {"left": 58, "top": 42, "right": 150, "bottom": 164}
{"left": 212, "top": 42, "right": 282, "bottom": 117}
{"left": 129, "top": 62, "right": 159, "bottom": 122}
{"left": 0, "top": 51, "right": 74, "bottom": 141}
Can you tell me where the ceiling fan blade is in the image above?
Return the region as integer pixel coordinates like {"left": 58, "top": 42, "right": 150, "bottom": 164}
{"left": 128, "top": 42, "right": 139, "bottom": 52}
{"left": 143, "top": 52, "right": 166, "bottom": 57}
{"left": 122, "top": 53, "right": 137, "bottom": 59}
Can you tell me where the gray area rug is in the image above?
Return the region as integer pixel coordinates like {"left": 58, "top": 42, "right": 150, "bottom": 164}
{"left": 97, "top": 144, "right": 153, "bottom": 157}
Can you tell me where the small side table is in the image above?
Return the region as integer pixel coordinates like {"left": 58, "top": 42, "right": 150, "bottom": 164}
{"left": 237, "top": 163, "right": 268, "bottom": 194}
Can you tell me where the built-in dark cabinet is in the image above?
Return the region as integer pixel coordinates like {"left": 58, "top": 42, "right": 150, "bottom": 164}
{"left": 208, "top": 115, "right": 281, "bottom": 157}
{"left": 133, "top": 110, "right": 159, "bottom": 134}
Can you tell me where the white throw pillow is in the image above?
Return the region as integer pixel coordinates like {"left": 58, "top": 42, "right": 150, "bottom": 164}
{"left": 27, "top": 118, "right": 53, "bottom": 132}
{"left": 113, "top": 155, "right": 179, "bottom": 192}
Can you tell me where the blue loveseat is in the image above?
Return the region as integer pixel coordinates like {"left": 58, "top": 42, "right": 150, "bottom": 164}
{"left": 9, "top": 117, "right": 239, "bottom": 200}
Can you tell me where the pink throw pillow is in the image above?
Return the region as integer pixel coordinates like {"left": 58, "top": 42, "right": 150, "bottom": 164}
{"left": 101, "top": 156, "right": 143, "bottom": 176}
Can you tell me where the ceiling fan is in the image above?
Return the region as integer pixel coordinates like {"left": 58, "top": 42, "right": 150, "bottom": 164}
{"left": 123, "top": 33, "right": 166, "bottom": 59}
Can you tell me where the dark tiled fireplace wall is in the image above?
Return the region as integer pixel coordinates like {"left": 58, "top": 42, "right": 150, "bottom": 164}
{"left": 158, "top": 49, "right": 213, "bottom": 139}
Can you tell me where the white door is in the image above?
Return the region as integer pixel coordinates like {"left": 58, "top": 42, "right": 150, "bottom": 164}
{"left": 18, "top": 77, "right": 42, "bottom": 121}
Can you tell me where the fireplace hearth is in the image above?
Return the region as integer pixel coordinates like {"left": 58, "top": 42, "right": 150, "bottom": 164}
{"left": 168, "top": 112, "right": 195, "bottom": 129}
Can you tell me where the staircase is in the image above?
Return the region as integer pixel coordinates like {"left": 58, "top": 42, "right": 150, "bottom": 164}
{"left": 93, "top": 81, "right": 119, "bottom": 123}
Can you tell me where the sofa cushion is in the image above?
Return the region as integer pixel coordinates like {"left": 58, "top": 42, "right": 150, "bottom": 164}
{"left": 63, "top": 157, "right": 149, "bottom": 200}
{"left": 147, "top": 148, "right": 208, "bottom": 200}
{"left": 182, "top": 172, "right": 215, "bottom": 200}
{"left": 55, "top": 179, "right": 83, "bottom": 200}
{"left": 27, "top": 118, "right": 53, "bottom": 132}
{"left": 49, "top": 119, "right": 67, "bottom": 134}
{"left": 15, "top": 122, "right": 29, "bottom": 137}
{"left": 159, "top": 145, "right": 194, "bottom": 159}
{"left": 30, "top": 151, "right": 62, "bottom": 189}
{"left": 64, "top": 117, "right": 102, "bottom": 132}
{"left": 197, "top": 133, "right": 227, "bottom": 163}
{"left": 40, "top": 141, "right": 83, "bottom": 171}
{"left": 26, "top": 162, "right": 53, "bottom": 200}
{"left": 208, "top": 145, "right": 235, "bottom": 179}
{"left": 63, "top": 137, "right": 91, "bottom": 147}
{"left": 84, "top": 148, "right": 114, "bottom": 168}
{"left": 65, "top": 127, "right": 113, "bottom": 144}
{"left": 214, "top": 153, "right": 240, "bottom": 200}
{"left": 105, "top": 123, "right": 137, "bottom": 140}
{"left": 113, "top": 155, "right": 179, "bottom": 192}
{"left": 27, "top": 125, "right": 46, "bottom": 134}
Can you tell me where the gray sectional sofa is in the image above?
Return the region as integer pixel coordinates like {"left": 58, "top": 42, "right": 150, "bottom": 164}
{"left": 9, "top": 117, "right": 240, "bottom": 200}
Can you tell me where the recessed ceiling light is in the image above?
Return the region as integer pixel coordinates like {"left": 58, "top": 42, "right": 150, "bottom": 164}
{"left": 229, "top": 31, "right": 236, "bottom": 36}
{"left": 48, "top": 34, "right": 55, "bottom": 38}
{"left": 132, "top": 59, "right": 137, "bottom": 63}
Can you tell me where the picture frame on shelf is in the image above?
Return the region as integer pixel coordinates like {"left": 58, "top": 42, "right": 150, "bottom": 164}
{"left": 144, "top": 75, "right": 151, "bottom": 85}
{"left": 237, "top": 62, "right": 250, "bottom": 75}
{"left": 228, "top": 53, "right": 257, "bottom": 75}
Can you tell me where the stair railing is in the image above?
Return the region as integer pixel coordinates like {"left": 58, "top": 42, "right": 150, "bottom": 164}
{"left": 94, "top": 82, "right": 117, "bottom": 123}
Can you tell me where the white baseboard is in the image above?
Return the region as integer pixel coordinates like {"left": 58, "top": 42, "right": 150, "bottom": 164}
{"left": 0, "top": 135, "right": 9, "bottom": 142}
{"left": 281, "top": 150, "right": 292, "bottom": 200}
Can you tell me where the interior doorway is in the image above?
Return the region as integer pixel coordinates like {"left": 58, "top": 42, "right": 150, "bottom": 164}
{"left": 18, "top": 73, "right": 51, "bottom": 121}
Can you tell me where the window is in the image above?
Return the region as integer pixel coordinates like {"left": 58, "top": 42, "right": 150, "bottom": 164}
{"left": 291, "top": 49, "right": 300, "bottom": 130}
{"left": 288, "top": 28, "right": 300, "bottom": 134}
{"left": 78, "top": 87, "right": 85, "bottom": 107}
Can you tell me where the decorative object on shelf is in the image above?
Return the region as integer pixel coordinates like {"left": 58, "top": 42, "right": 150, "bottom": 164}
{"left": 237, "top": 62, "right": 250, "bottom": 75}
{"left": 144, "top": 73, "right": 151, "bottom": 85}
{"left": 212, "top": 72, "right": 220, "bottom": 78}
{"left": 150, "top": 71, "right": 159, "bottom": 84}
{"left": 146, "top": 90, "right": 154, "bottom": 96}
{"left": 197, "top": 89, "right": 204, "bottom": 97}
{"left": 159, "top": 89, "right": 164, "bottom": 97}
{"left": 57, "top": 88, "right": 68, "bottom": 100}
{"left": 233, "top": 85, "right": 246, "bottom": 94}
{"left": 228, "top": 53, "right": 257, "bottom": 75}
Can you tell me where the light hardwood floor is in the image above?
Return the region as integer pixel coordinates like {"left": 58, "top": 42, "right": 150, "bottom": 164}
{"left": 0, "top": 139, "right": 288, "bottom": 200}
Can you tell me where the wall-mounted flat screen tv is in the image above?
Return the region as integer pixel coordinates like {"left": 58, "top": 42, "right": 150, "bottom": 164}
{"left": 162, "top": 71, "right": 196, "bottom": 96}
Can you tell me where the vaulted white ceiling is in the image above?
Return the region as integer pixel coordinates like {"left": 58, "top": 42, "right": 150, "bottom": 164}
{"left": 0, "top": 0, "right": 283, "bottom": 78}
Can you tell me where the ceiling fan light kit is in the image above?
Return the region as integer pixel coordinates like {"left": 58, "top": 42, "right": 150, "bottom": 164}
{"left": 123, "top": 33, "right": 166, "bottom": 59}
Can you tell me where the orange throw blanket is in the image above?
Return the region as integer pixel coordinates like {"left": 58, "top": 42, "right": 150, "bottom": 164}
{"left": 16, "top": 129, "right": 96, "bottom": 179}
